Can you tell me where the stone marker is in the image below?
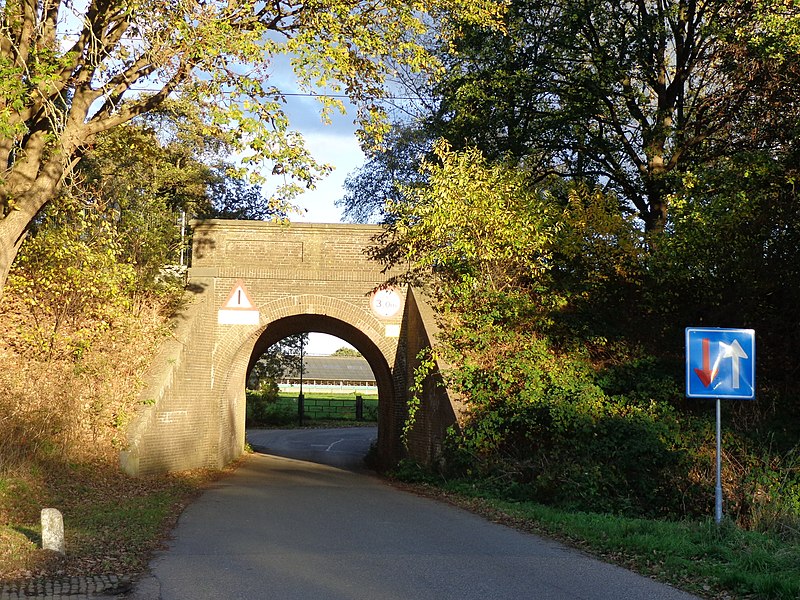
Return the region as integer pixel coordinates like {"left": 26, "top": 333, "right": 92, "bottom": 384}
{"left": 41, "top": 508, "right": 65, "bottom": 554}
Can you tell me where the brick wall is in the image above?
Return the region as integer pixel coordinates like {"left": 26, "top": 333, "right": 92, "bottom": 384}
{"left": 402, "top": 288, "right": 465, "bottom": 466}
{"left": 122, "top": 220, "right": 457, "bottom": 475}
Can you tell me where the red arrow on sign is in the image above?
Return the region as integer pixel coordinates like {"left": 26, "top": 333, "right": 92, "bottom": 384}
{"left": 694, "top": 338, "right": 716, "bottom": 387}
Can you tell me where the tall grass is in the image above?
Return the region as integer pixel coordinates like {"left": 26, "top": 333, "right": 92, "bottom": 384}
{"left": 488, "top": 499, "right": 800, "bottom": 599}
{"left": 0, "top": 291, "right": 222, "bottom": 580}
{"left": 0, "top": 301, "right": 168, "bottom": 476}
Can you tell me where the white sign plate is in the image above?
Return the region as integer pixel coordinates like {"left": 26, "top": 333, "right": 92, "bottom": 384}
{"left": 371, "top": 288, "right": 402, "bottom": 318}
{"left": 218, "top": 279, "right": 260, "bottom": 325}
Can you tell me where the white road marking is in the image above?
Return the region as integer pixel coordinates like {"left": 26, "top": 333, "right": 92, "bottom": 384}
{"left": 326, "top": 439, "right": 345, "bottom": 452}
{"left": 309, "top": 439, "right": 346, "bottom": 452}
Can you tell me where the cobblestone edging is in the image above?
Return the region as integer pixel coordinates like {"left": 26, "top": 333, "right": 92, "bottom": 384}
{"left": 0, "top": 575, "right": 131, "bottom": 599}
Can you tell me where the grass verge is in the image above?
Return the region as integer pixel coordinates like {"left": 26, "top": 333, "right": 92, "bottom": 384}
{"left": 0, "top": 460, "right": 229, "bottom": 581}
{"left": 391, "top": 478, "right": 800, "bottom": 600}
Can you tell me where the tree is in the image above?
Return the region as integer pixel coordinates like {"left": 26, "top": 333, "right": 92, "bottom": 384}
{"left": 200, "top": 170, "right": 283, "bottom": 222}
{"left": 73, "top": 120, "right": 209, "bottom": 287}
{"left": 248, "top": 333, "right": 308, "bottom": 390}
{"left": 366, "top": 2, "right": 800, "bottom": 524}
{"left": 0, "top": 0, "right": 502, "bottom": 299}
{"left": 337, "top": 124, "right": 431, "bottom": 223}
{"left": 65, "top": 112, "right": 283, "bottom": 291}
{"left": 4, "top": 193, "right": 136, "bottom": 360}
{"left": 345, "top": 1, "right": 800, "bottom": 233}
{"left": 378, "top": 140, "right": 562, "bottom": 303}
{"left": 332, "top": 346, "right": 362, "bottom": 357}
{"left": 537, "top": 0, "right": 800, "bottom": 232}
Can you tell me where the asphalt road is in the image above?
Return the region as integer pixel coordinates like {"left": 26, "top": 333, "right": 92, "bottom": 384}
{"left": 247, "top": 427, "right": 377, "bottom": 471}
{"left": 127, "top": 427, "right": 700, "bottom": 600}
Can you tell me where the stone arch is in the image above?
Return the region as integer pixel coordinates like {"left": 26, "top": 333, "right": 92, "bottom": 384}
{"left": 122, "top": 222, "right": 454, "bottom": 476}
{"left": 210, "top": 295, "right": 402, "bottom": 467}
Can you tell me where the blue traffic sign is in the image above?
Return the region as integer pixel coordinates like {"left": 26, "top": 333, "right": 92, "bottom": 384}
{"left": 686, "top": 328, "right": 755, "bottom": 399}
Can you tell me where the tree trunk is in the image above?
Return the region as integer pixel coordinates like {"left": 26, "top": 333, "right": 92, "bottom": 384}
{"left": 0, "top": 157, "right": 65, "bottom": 300}
{"left": 645, "top": 193, "right": 668, "bottom": 233}
{"left": 0, "top": 210, "right": 32, "bottom": 300}
{"left": 643, "top": 152, "right": 670, "bottom": 233}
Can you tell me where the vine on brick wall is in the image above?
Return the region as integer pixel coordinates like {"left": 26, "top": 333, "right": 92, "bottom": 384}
{"left": 403, "top": 347, "right": 438, "bottom": 447}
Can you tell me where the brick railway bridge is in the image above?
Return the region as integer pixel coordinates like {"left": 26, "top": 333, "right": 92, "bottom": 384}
{"left": 121, "top": 220, "right": 460, "bottom": 476}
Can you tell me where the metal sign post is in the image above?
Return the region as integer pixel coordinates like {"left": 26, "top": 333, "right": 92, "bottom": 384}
{"left": 715, "top": 398, "right": 722, "bottom": 524}
{"left": 685, "top": 328, "right": 755, "bottom": 524}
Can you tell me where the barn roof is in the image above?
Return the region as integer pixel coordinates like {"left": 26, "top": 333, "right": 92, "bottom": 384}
{"left": 285, "top": 355, "right": 375, "bottom": 382}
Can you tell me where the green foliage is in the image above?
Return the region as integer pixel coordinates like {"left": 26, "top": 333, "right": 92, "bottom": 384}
{"left": 247, "top": 391, "right": 378, "bottom": 426}
{"left": 391, "top": 459, "right": 444, "bottom": 485}
{"left": 76, "top": 123, "right": 198, "bottom": 289}
{"left": 5, "top": 195, "right": 135, "bottom": 360}
{"left": 348, "top": 0, "right": 800, "bottom": 237}
{"left": 439, "top": 328, "right": 699, "bottom": 517}
{"left": 0, "top": 164, "right": 185, "bottom": 472}
{"left": 739, "top": 1, "right": 800, "bottom": 63}
{"left": 645, "top": 151, "right": 800, "bottom": 439}
{"left": 0, "top": 0, "right": 503, "bottom": 204}
{"left": 738, "top": 445, "right": 800, "bottom": 536}
{"left": 75, "top": 117, "right": 286, "bottom": 294}
{"left": 338, "top": 125, "right": 432, "bottom": 224}
{"left": 331, "top": 346, "right": 362, "bottom": 357}
{"left": 378, "top": 140, "right": 800, "bottom": 529}
{"left": 383, "top": 141, "right": 560, "bottom": 297}
{"left": 246, "top": 389, "right": 296, "bottom": 427}
{"left": 296, "top": 394, "right": 376, "bottom": 422}
{"left": 200, "top": 174, "right": 281, "bottom": 221}
{"left": 404, "top": 347, "right": 437, "bottom": 445}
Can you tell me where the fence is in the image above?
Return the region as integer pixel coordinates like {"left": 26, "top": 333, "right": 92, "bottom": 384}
{"left": 246, "top": 390, "right": 379, "bottom": 426}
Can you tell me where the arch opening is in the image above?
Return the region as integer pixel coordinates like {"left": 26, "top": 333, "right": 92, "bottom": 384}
{"left": 243, "top": 314, "right": 396, "bottom": 464}
{"left": 248, "top": 333, "right": 378, "bottom": 424}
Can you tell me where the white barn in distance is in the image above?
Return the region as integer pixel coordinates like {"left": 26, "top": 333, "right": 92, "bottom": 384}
{"left": 280, "top": 355, "right": 377, "bottom": 395}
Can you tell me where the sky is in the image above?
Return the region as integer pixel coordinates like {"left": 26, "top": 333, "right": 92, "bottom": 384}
{"left": 276, "top": 84, "right": 366, "bottom": 354}
{"left": 288, "top": 124, "right": 365, "bottom": 224}
{"left": 266, "top": 53, "right": 367, "bottom": 225}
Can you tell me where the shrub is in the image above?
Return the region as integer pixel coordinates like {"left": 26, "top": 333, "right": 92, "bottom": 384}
{"left": 0, "top": 301, "right": 169, "bottom": 475}
{"left": 246, "top": 388, "right": 296, "bottom": 427}
{"left": 381, "top": 143, "right": 800, "bottom": 529}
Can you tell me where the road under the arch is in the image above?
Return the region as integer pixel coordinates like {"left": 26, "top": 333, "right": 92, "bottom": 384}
{"left": 127, "top": 428, "right": 700, "bottom": 600}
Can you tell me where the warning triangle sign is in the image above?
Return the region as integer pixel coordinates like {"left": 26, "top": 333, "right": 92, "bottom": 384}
{"left": 221, "top": 280, "right": 256, "bottom": 310}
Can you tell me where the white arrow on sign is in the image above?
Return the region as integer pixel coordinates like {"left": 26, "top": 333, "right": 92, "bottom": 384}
{"left": 719, "top": 339, "right": 748, "bottom": 389}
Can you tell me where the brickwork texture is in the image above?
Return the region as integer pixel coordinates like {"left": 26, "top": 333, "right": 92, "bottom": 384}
{"left": 121, "top": 220, "right": 459, "bottom": 475}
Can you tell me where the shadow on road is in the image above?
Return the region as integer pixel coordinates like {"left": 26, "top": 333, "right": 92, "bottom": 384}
{"left": 246, "top": 427, "right": 377, "bottom": 472}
